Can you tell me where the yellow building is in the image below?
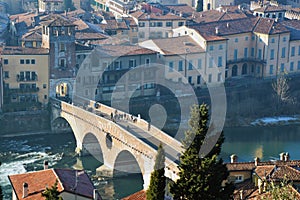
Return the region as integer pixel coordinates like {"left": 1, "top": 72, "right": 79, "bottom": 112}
{"left": 2, "top": 46, "right": 49, "bottom": 111}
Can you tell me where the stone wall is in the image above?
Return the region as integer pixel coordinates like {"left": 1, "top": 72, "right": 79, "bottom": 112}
{"left": 0, "top": 110, "right": 50, "bottom": 135}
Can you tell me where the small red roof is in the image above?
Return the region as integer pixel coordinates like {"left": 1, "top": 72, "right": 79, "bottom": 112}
{"left": 8, "top": 168, "right": 101, "bottom": 200}
{"left": 122, "top": 190, "right": 146, "bottom": 200}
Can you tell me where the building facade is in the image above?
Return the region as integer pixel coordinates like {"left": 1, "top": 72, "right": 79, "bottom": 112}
{"left": 2, "top": 46, "right": 49, "bottom": 111}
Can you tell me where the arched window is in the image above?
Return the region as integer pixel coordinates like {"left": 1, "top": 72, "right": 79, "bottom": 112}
{"left": 242, "top": 63, "right": 248, "bottom": 75}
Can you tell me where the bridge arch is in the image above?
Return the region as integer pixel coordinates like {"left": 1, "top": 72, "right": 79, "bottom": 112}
{"left": 113, "top": 150, "right": 144, "bottom": 178}
{"left": 81, "top": 132, "right": 104, "bottom": 163}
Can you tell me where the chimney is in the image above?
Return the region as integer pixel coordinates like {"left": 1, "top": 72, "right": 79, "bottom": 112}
{"left": 230, "top": 154, "right": 237, "bottom": 163}
{"left": 258, "top": 179, "right": 263, "bottom": 194}
{"left": 93, "top": 189, "right": 99, "bottom": 200}
{"left": 279, "top": 152, "right": 285, "bottom": 161}
{"left": 254, "top": 157, "right": 260, "bottom": 166}
{"left": 284, "top": 152, "right": 290, "bottom": 161}
{"left": 215, "top": 27, "right": 219, "bottom": 35}
{"left": 239, "top": 190, "right": 243, "bottom": 199}
{"left": 23, "top": 182, "right": 28, "bottom": 198}
{"left": 44, "top": 160, "right": 48, "bottom": 169}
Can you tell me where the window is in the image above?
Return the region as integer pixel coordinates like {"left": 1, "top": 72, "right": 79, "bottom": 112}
{"left": 244, "top": 48, "right": 248, "bottom": 58}
{"left": 252, "top": 35, "right": 255, "bottom": 41}
{"left": 178, "top": 22, "right": 184, "bottom": 26}
{"left": 145, "top": 58, "right": 150, "bottom": 66}
{"left": 197, "top": 75, "right": 201, "bottom": 84}
{"left": 43, "top": 84, "right": 47, "bottom": 89}
{"left": 188, "top": 76, "right": 192, "bottom": 84}
{"left": 270, "top": 49, "right": 274, "bottom": 60}
{"left": 129, "top": 59, "right": 136, "bottom": 68}
{"left": 298, "top": 61, "right": 300, "bottom": 70}
{"left": 291, "top": 47, "right": 295, "bottom": 57}
{"left": 257, "top": 66, "right": 260, "bottom": 74}
{"left": 251, "top": 48, "right": 255, "bottom": 57}
{"left": 218, "top": 56, "right": 222, "bottom": 67}
{"left": 270, "top": 65, "right": 273, "bottom": 74}
{"left": 59, "top": 58, "right": 66, "bottom": 67}
{"left": 280, "top": 63, "right": 284, "bottom": 72}
{"left": 258, "top": 49, "right": 262, "bottom": 59}
{"left": 209, "top": 57, "right": 213, "bottom": 68}
{"left": 166, "top": 22, "right": 173, "bottom": 27}
{"left": 114, "top": 61, "right": 121, "bottom": 69}
{"left": 281, "top": 47, "right": 286, "bottom": 58}
{"left": 235, "top": 175, "right": 243, "bottom": 182}
{"left": 157, "top": 22, "right": 163, "bottom": 27}
{"left": 290, "top": 62, "right": 294, "bottom": 71}
{"left": 178, "top": 60, "right": 183, "bottom": 71}
{"left": 31, "top": 59, "right": 35, "bottom": 64}
{"left": 245, "top": 36, "right": 248, "bottom": 41}
{"left": 235, "top": 38, "right": 238, "bottom": 43}
{"left": 218, "top": 73, "right": 222, "bottom": 82}
{"left": 3, "top": 71, "right": 9, "bottom": 78}
{"left": 188, "top": 60, "right": 193, "bottom": 70}
{"left": 271, "top": 38, "right": 275, "bottom": 43}
{"left": 26, "top": 59, "right": 30, "bottom": 64}
{"left": 169, "top": 62, "right": 174, "bottom": 72}
{"left": 209, "top": 45, "right": 214, "bottom": 51}
{"left": 60, "top": 43, "right": 65, "bottom": 52}
{"left": 44, "top": 95, "right": 47, "bottom": 100}
{"left": 139, "top": 22, "right": 145, "bottom": 27}
{"left": 298, "top": 46, "right": 300, "bottom": 55}
{"left": 234, "top": 49, "right": 238, "bottom": 60}
{"left": 197, "top": 59, "right": 202, "bottom": 69}
{"left": 20, "top": 59, "right": 25, "bottom": 64}
{"left": 139, "top": 32, "right": 145, "bottom": 39}
{"left": 219, "top": 44, "right": 223, "bottom": 50}
{"left": 3, "top": 59, "right": 8, "bottom": 64}
{"left": 208, "top": 74, "right": 212, "bottom": 83}
{"left": 31, "top": 72, "right": 37, "bottom": 80}
{"left": 283, "top": 37, "right": 287, "bottom": 42}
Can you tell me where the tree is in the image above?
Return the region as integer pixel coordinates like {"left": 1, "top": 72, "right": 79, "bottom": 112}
{"left": 272, "top": 75, "right": 294, "bottom": 111}
{"left": 146, "top": 143, "right": 166, "bottom": 200}
{"left": 170, "top": 104, "right": 234, "bottom": 200}
{"left": 0, "top": 161, "right": 3, "bottom": 200}
{"left": 263, "top": 178, "right": 297, "bottom": 200}
{"left": 41, "top": 180, "right": 63, "bottom": 200}
{"left": 63, "top": 0, "right": 75, "bottom": 11}
{"left": 196, "top": 0, "right": 203, "bottom": 12}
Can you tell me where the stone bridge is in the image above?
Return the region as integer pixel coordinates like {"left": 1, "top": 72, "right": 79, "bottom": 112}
{"left": 50, "top": 98, "right": 182, "bottom": 189}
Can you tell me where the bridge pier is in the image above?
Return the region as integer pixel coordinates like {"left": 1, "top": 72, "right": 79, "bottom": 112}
{"left": 96, "top": 165, "right": 114, "bottom": 178}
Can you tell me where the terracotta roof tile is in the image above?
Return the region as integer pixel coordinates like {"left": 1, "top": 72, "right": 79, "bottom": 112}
{"left": 94, "top": 45, "right": 157, "bottom": 57}
{"left": 141, "top": 36, "right": 205, "bottom": 55}
{"left": 254, "top": 165, "right": 275, "bottom": 179}
{"left": 75, "top": 32, "right": 107, "bottom": 40}
{"left": 3, "top": 46, "right": 49, "bottom": 55}
{"left": 271, "top": 165, "right": 300, "bottom": 181}
{"left": 22, "top": 29, "right": 42, "bottom": 41}
{"left": 8, "top": 169, "right": 101, "bottom": 200}
{"left": 130, "top": 11, "right": 185, "bottom": 21}
{"left": 254, "top": 5, "right": 286, "bottom": 13}
{"left": 122, "top": 190, "right": 146, "bottom": 200}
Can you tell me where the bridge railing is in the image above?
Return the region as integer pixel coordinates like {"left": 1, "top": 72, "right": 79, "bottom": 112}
{"left": 53, "top": 98, "right": 180, "bottom": 180}
{"left": 87, "top": 100, "right": 184, "bottom": 154}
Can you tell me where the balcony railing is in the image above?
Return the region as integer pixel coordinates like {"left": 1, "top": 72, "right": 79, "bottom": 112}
{"left": 226, "top": 57, "right": 266, "bottom": 65}
{"left": 17, "top": 75, "right": 38, "bottom": 82}
{"left": 4, "top": 87, "right": 39, "bottom": 95}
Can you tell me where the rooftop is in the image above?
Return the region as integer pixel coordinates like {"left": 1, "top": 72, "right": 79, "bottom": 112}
{"left": 122, "top": 190, "right": 146, "bottom": 200}
{"left": 8, "top": 168, "right": 101, "bottom": 200}
{"left": 2, "top": 46, "right": 49, "bottom": 55}
{"left": 94, "top": 45, "right": 158, "bottom": 57}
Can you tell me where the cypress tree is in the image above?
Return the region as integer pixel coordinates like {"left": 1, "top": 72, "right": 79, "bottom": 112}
{"left": 170, "top": 104, "right": 234, "bottom": 200}
{"left": 41, "top": 180, "right": 63, "bottom": 200}
{"left": 146, "top": 143, "right": 166, "bottom": 200}
{"left": 63, "top": 0, "right": 75, "bottom": 11}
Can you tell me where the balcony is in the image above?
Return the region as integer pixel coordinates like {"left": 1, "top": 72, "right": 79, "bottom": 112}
{"left": 4, "top": 87, "right": 39, "bottom": 95}
{"left": 17, "top": 75, "right": 38, "bottom": 82}
{"left": 226, "top": 57, "right": 266, "bottom": 65}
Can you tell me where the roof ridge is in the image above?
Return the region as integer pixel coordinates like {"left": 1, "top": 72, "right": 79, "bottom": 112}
{"left": 52, "top": 168, "right": 65, "bottom": 192}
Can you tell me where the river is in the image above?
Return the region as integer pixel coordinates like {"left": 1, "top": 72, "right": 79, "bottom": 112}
{"left": 1, "top": 124, "right": 300, "bottom": 199}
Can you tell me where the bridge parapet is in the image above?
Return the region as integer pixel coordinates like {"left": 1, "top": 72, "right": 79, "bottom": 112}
{"left": 87, "top": 100, "right": 184, "bottom": 154}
